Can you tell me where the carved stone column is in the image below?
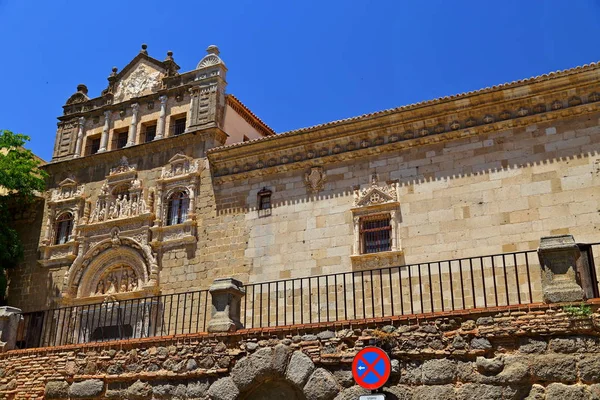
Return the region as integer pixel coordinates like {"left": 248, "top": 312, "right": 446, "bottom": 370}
{"left": 207, "top": 278, "right": 245, "bottom": 333}
{"left": 390, "top": 210, "right": 398, "bottom": 251}
{"left": 73, "top": 117, "right": 85, "bottom": 158}
{"left": 538, "top": 235, "right": 585, "bottom": 303}
{"left": 98, "top": 110, "right": 111, "bottom": 152}
{"left": 155, "top": 95, "right": 168, "bottom": 140}
{"left": 126, "top": 103, "right": 139, "bottom": 147}
{"left": 0, "top": 307, "right": 22, "bottom": 352}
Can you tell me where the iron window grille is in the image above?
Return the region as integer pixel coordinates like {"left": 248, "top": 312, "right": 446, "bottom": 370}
{"left": 173, "top": 118, "right": 186, "bottom": 136}
{"left": 359, "top": 214, "right": 392, "bottom": 254}
{"left": 86, "top": 137, "right": 101, "bottom": 155}
{"left": 257, "top": 187, "right": 272, "bottom": 217}
{"left": 144, "top": 125, "right": 157, "bottom": 142}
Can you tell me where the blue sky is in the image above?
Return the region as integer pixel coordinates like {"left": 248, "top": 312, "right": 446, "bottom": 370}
{"left": 1, "top": 0, "right": 599, "bottom": 161}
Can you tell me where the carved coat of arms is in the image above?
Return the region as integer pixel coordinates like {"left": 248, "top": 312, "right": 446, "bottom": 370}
{"left": 305, "top": 167, "right": 326, "bottom": 193}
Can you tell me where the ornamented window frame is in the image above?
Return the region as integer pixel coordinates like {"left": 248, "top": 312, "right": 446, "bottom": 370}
{"left": 39, "top": 178, "right": 85, "bottom": 267}
{"left": 150, "top": 153, "right": 201, "bottom": 249}
{"left": 350, "top": 175, "right": 403, "bottom": 269}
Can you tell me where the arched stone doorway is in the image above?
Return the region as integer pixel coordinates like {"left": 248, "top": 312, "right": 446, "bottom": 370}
{"left": 239, "top": 379, "right": 307, "bottom": 400}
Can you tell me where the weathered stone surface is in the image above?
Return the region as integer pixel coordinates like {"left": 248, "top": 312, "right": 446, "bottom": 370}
{"left": 152, "top": 383, "right": 175, "bottom": 396}
{"left": 285, "top": 351, "right": 315, "bottom": 387}
{"left": 231, "top": 347, "right": 274, "bottom": 391}
{"left": 272, "top": 343, "right": 293, "bottom": 375}
{"left": 456, "top": 383, "right": 502, "bottom": 400}
{"left": 470, "top": 337, "right": 492, "bottom": 350}
{"left": 476, "top": 356, "right": 504, "bottom": 375}
{"left": 384, "top": 385, "right": 413, "bottom": 399}
{"left": 207, "top": 377, "right": 239, "bottom": 400}
{"left": 125, "top": 380, "right": 152, "bottom": 399}
{"left": 452, "top": 335, "right": 466, "bottom": 349}
{"left": 317, "top": 330, "right": 335, "bottom": 340}
{"left": 531, "top": 355, "right": 577, "bottom": 382}
{"left": 333, "top": 385, "right": 369, "bottom": 400}
{"left": 45, "top": 381, "right": 69, "bottom": 399}
{"left": 579, "top": 356, "right": 600, "bottom": 383}
{"left": 524, "top": 384, "right": 546, "bottom": 400}
{"left": 186, "top": 358, "right": 198, "bottom": 371}
{"left": 246, "top": 342, "right": 258, "bottom": 351}
{"left": 546, "top": 383, "right": 591, "bottom": 400}
{"left": 332, "top": 369, "right": 354, "bottom": 388}
{"left": 69, "top": 379, "right": 104, "bottom": 398}
{"left": 399, "top": 361, "right": 423, "bottom": 384}
{"left": 303, "top": 368, "right": 340, "bottom": 400}
{"left": 519, "top": 338, "right": 547, "bottom": 354}
{"left": 187, "top": 380, "right": 210, "bottom": 398}
{"left": 422, "top": 359, "right": 456, "bottom": 384}
{"left": 549, "top": 338, "right": 577, "bottom": 353}
{"left": 413, "top": 384, "right": 455, "bottom": 400}
{"left": 589, "top": 384, "right": 600, "bottom": 400}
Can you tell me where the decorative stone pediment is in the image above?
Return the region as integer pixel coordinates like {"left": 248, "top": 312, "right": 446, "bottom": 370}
{"left": 113, "top": 60, "right": 164, "bottom": 103}
{"left": 109, "top": 156, "right": 137, "bottom": 178}
{"left": 50, "top": 177, "right": 84, "bottom": 203}
{"left": 197, "top": 45, "right": 225, "bottom": 69}
{"left": 159, "top": 153, "right": 201, "bottom": 180}
{"left": 353, "top": 175, "right": 398, "bottom": 208}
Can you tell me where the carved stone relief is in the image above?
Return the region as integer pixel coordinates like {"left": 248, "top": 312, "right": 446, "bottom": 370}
{"left": 93, "top": 265, "right": 139, "bottom": 296}
{"left": 353, "top": 174, "right": 398, "bottom": 207}
{"left": 113, "top": 61, "right": 162, "bottom": 103}
{"left": 304, "top": 167, "right": 326, "bottom": 193}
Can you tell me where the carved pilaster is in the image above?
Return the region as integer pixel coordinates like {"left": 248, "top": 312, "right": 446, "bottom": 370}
{"left": 156, "top": 95, "right": 168, "bottom": 140}
{"left": 73, "top": 117, "right": 85, "bottom": 158}
{"left": 98, "top": 110, "right": 111, "bottom": 152}
{"left": 126, "top": 103, "right": 139, "bottom": 147}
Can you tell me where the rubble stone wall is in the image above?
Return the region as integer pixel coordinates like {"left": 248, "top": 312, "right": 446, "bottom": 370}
{"left": 3, "top": 304, "right": 600, "bottom": 399}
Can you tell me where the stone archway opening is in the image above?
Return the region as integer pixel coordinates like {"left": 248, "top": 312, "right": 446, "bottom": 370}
{"left": 239, "top": 379, "right": 307, "bottom": 400}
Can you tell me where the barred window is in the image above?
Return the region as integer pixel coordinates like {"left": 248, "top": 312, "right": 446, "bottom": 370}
{"left": 54, "top": 213, "right": 74, "bottom": 245}
{"left": 360, "top": 214, "right": 391, "bottom": 254}
{"left": 257, "top": 187, "right": 272, "bottom": 217}
{"left": 144, "top": 124, "right": 157, "bottom": 142}
{"left": 86, "top": 136, "right": 101, "bottom": 155}
{"left": 173, "top": 117, "right": 186, "bottom": 136}
{"left": 167, "top": 191, "right": 189, "bottom": 225}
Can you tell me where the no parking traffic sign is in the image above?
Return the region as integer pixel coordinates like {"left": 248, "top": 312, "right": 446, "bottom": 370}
{"left": 352, "top": 346, "right": 391, "bottom": 391}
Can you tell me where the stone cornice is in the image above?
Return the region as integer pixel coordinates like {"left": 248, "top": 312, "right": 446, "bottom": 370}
{"left": 208, "top": 68, "right": 600, "bottom": 182}
{"left": 42, "top": 127, "right": 225, "bottom": 175}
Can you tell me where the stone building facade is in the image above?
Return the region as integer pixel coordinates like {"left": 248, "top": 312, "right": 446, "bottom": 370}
{"left": 8, "top": 45, "right": 600, "bottom": 325}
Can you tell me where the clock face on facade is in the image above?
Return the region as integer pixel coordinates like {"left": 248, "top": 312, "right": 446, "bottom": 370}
{"left": 114, "top": 62, "right": 162, "bottom": 103}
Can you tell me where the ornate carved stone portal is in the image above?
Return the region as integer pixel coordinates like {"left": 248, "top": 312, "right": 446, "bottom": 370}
{"left": 56, "top": 157, "right": 159, "bottom": 304}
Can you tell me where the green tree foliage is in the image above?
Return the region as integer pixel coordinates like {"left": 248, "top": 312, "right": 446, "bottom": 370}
{"left": 0, "top": 130, "right": 47, "bottom": 302}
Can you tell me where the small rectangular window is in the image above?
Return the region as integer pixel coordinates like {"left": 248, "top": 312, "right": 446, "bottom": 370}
{"left": 173, "top": 117, "right": 186, "bottom": 135}
{"left": 86, "top": 136, "right": 101, "bottom": 155}
{"left": 257, "top": 187, "right": 272, "bottom": 217}
{"left": 360, "top": 214, "right": 391, "bottom": 254}
{"left": 144, "top": 125, "right": 157, "bottom": 142}
{"left": 116, "top": 131, "right": 128, "bottom": 149}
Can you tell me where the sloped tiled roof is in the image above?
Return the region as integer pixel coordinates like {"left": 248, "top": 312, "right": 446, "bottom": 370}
{"left": 208, "top": 61, "right": 599, "bottom": 154}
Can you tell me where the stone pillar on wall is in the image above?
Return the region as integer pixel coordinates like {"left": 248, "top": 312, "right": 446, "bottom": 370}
{"left": 98, "top": 110, "right": 111, "bottom": 152}
{"left": 207, "top": 278, "right": 245, "bottom": 333}
{"left": 0, "top": 307, "right": 22, "bottom": 352}
{"left": 126, "top": 103, "right": 139, "bottom": 147}
{"left": 538, "top": 235, "right": 585, "bottom": 303}
{"left": 155, "top": 95, "right": 167, "bottom": 140}
{"left": 73, "top": 117, "right": 85, "bottom": 158}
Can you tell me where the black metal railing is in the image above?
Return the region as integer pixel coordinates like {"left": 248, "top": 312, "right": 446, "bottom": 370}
{"left": 241, "top": 250, "right": 543, "bottom": 329}
{"left": 17, "top": 290, "right": 209, "bottom": 349}
{"left": 15, "top": 244, "right": 600, "bottom": 349}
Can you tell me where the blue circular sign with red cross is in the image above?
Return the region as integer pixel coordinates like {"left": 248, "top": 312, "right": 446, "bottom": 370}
{"left": 352, "top": 346, "right": 391, "bottom": 390}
